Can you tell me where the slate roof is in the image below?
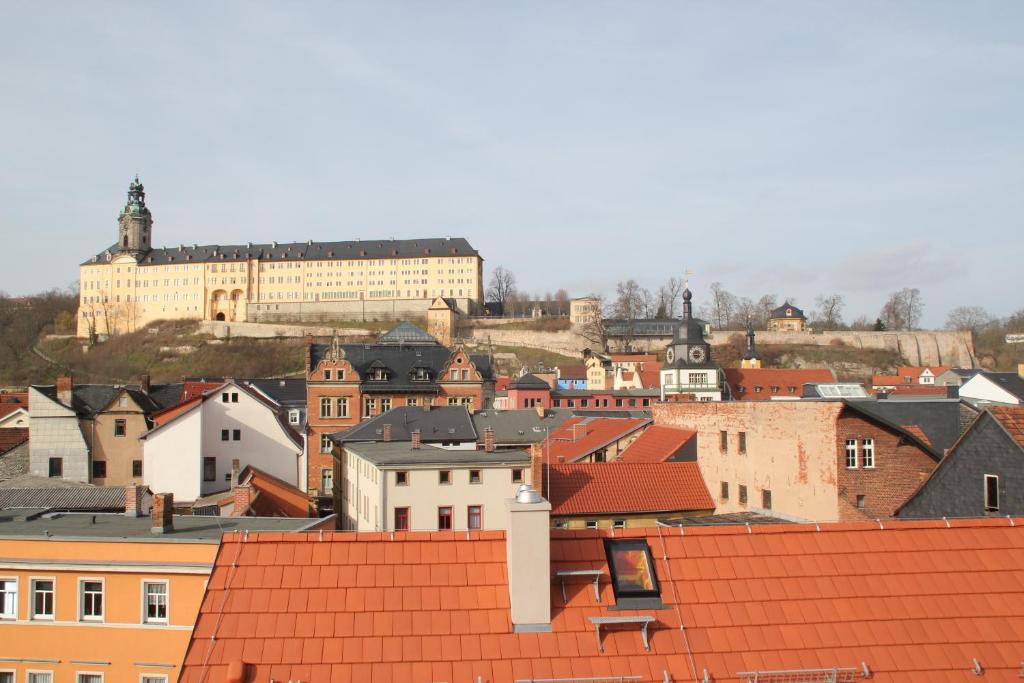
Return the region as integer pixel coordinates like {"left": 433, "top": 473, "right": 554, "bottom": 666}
{"left": 310, "top": 342, "right": 493, "bottom": 392}
{"left": 32, "top": 382, "right": 184, "bottom": 416}
{"left": 179, "top": 517, "right": 1024, "bottom": 682}
{"left": 330, "top": 406, "right": 477, "bottom": 443}
{"left": 842, "top": 398, "right": 965, "bottom": 455}
{"left": 85, "top": 237, "right": 479, "bottom": 266}
{"left": 377, "top": 322, "right": 438, "bottom": 345}
{"left": 544, "top": 417, "right": 650, "bottom": 463}
{"left": 0, "top": 428, "right": 28, "bottom": 455}
{"left": 617, "top": 425, "right": 696, "bottom": 463}
{"left": 507, "top": 373, "right": 551, "bottom": 390}
{"left": 770, "top": 301, "right": 806, "bottom": 319}
{"left": 471, "top": 409, "right": 575, "bottom": 445}
{"left": 246, "top": 378, "right": 308, "bottom": 407}
{"left": 545, "top": 462, "right": 713, "bottom": 515}
{"left": 724, "top": 368, "right": 836, "bottom": 400}
{"left": 0, "top": 486, "right": 128, "bottom": 511}
{"left": 344, "top": 442, "right": 530, "bottom": 467}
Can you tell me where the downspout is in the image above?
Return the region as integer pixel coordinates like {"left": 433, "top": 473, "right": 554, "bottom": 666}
{"left": 299, "top": 426, "right": 309, "bottom": 494}
{"left": 379, "top": 466, "right": 387, "bottom": 532}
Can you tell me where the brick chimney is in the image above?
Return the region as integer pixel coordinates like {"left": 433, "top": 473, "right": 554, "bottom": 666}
{"left": 484, "top": 427, "right": 495, "bottom": 453}
{"left": 232, "top": 485, "right": 253, "bottom": 517}
{"left": 140, "top": 374, "right": 151, "bottom": 394}
{"left": 230, "top": 458, "right": 240, "bottom": 487}
{"left": 124, "top": 485, "right": 145, "bottom": 517}
{"left": 56, "top": 375, "right": 73, "bottom": 407}
{"left": 383, "top": 423, "right": 392, "bottom": 442}
{"left": 151, "top": 493, "right": 173, "bottom": 534}
{"left": 571, "top": 422, "right": 587, "bottom": 442}
{"left": 505, "top": 485, "right": 551, "bottom": 632}
{"left": 530, "top": 442, "right": 545, "bottom": 494}
{"left": 411, "top": 429, "right": 421, "bottom": 450}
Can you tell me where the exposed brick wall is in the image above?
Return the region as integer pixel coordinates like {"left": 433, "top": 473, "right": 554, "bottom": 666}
{"left": 835, "top": 412, "right": 938, "bottom": 520}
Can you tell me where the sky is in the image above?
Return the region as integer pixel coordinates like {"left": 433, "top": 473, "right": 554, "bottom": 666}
{"left": 1, "top": 2, "right": 1021, "bottom": 328}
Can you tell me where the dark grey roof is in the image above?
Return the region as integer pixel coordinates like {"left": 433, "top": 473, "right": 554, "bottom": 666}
{"left": 842, "top": 399, "right": 965, "bottom": 456}
{"left": 310, "top": 342, "right": 493, "bottom": 390}
{"left": 345, "top": 442, "right": 530, "bottom": 467}
{"left": 472, "top": 409, "right": 574, "bottom": 445}
{"left": 976, "top": 372, "right": 1024, "bottom": 401}
{"left": 330, "top": 406, "right": 478, "bottom": 443}
{"left": 246, "top": 378, "right": 307, "bottom": 407}
{"left": 508, "top": 373, "right": 550, "bottom": 389}
{"left": 85, "top": 237, "right": 479, "bottom": 266}
{"left": 0, "top": 487, "right": 131, "bottom": 511}
{"left": 770, "top": 301, "right": 806, "bottom": 320}
{"left": 0, "top": 511, "right": 327, "bottom": 541}
{"left": 33, "top": 383, "right": 184, "bottom": 416}
{"left": 604, "top": 317, "right": 710, "bottom": 338}
{"left": 378, "top": 322, "right": 438, "bottom": 345}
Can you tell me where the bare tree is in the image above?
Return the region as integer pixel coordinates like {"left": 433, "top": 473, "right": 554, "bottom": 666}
{"left": 699, "top": 282, "right": 736, "bottom": 329}
{"left": 576, "top": 294, "right": 607, "bottom": 349}
{"left": 880, "top": 288, "right": 924, "bottom": 331}
{"left": 755, "top": 294, "right": 777, "bottom": 327}
{"left": 945, "top": 305, "right": 995, "bottom": 334}
{"left": 733, "top": 297, "right": 758, "bottom": 328}
{"left": 611, "top": 280, "right": 649, "bottom": 321}
{"left": 554, "top": 289, "right": 570, "bottom": 316}
{"left": 656, "top": 277, "right": 685, "bottom": 319}
{"left": 815, "top": 294, "right": 845, "bottom": 330}
{"left": 486, "top": 266, "right": 517, "bottom": 311}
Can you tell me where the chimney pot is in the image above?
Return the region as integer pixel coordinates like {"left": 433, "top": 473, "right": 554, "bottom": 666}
{"left": 56, "top": 375, "right": 73, "bottom": 407}
{"left": 411, "top": 429, "right": 422, "bottom": 449}
{"left": 151, "top": 493, "right": 174, "bottom": 533}
{"left": 484, "top": 427, "right": 495, "bottom": 452}
{"left": 140, "top": 374, "right": 151, "bottom": 394}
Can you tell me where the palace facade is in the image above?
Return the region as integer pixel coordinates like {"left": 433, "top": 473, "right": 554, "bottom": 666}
{"left": 77, "top": 178, "right": 484, "bottom": 336}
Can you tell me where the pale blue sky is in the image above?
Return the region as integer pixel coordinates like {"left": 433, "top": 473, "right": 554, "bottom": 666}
{"left": 1, "top": 2, "right": 1021, "bottom": 326}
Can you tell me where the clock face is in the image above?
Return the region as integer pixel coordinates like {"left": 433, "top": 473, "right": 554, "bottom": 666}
{"left": 689, "top": 346, "right": 707, "bottom": 363}
{"left": 665, "top": 347, "right": 675, "bottom": 364}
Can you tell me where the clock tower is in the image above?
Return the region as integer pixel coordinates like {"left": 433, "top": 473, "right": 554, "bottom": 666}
{"left": 660, "top": 287, "right": 724, "bottom": 401}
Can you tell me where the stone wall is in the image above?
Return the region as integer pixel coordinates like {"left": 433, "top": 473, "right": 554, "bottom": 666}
{"left": 199, "top": 320, "right": 374, "bottom": 340}
{"left": 246, "top": 296, "right": 474, "bottom": 324}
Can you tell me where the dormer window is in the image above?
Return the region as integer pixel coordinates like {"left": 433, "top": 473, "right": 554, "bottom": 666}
{"left": 370, "top": 368, "right": 388, "bottom": 381}
{"left": 412, "top": 368, "right": 431, "bottom": 381}
{"left": 605, "top": 539, "right": 662, "bottom": 605}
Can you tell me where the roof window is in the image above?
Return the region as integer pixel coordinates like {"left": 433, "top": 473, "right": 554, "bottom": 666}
{"left": 605, "top": 539, "right": 662, "bottom": 606}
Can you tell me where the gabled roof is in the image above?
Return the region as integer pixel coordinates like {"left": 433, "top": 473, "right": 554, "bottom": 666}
{"left": 471, "top": 408, "right": 575, "bottom": 445}
{"left": 508, "top": 373, "right": 551, "bottom": 390}
{"left": 378, "top": 321, "right": 439, "bottom": 346}
{"left": 310, "top": 342, "right": 493, "bottom": 390}
{"left": 179, "top": 517, "right": 1024, "bottom": 682}
{"left": 555, "top": 364, "right": 587, "bottom": 380}
{"left": 0, "top": 428, "right": 28, "bottom": 455}
{"left": 0, "top": 392, "right": 28, "bottom": 419}
{"left": 0, "top": 484, "right": 132, "bottom": 512}
{"left": 970, "top": 371, "right": 1024, "bottom": 402}
{"left": 769, "top": 301, "right": 806, "bottom": 319}
{"left": 330, "top": 406, "right": 477, "bottom": 443}
{"left": 238, "top": 465, "right": 315, "bottom": 518}
{"left": 544, "top": 417, "right": 650, "bottom": 462}
{"left": 724, "top": 368, "right": 836, "bottom": 400}
{"left": 617, "top": 425, "right": 695, "bottom": 463}
{"left": 246, "top": 378, "right": 307, "bottom": 407}
{"left": 546, "top": 461, "right": 713, "bottom": 515}
{"left": 841, "top": 398, "right": 965, "bottom": 455}
{"left": 31, "top": 382, "right": 184, "bottom": 417}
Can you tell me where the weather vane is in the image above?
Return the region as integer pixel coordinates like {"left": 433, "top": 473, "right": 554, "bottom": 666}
{"left": 683, "top": 266, "right": 694, "bottom": 290}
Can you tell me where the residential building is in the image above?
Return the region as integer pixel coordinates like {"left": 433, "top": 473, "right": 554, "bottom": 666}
{"left": 306, "top": 322, "right": 494, "bottom": 499}
{"left": 0, "top": 392, "right": 28, "bottom": 429}
{"left": 568, "top": 296, "right": 600, "bottom": 325}
{"left": 766, "top": 300, "right": 807, "bottom": 331}
{"left": 141, "top": 381, "right": 303, "bottom": 503}
{"left": 425, "top": 296, "right": 459, "bottom": 347}
{"left": 504, "top": 373, "right": 552, "bottom": 409}
{"left": 554, "top": 364, "right": 588, "bottom": 390}
{"left": 897, "top": 406, "right": 1024, "bottom": 518}
{"left": 871, "top": 365, "right": 954, "bottom": 392}
{"left": 724, "top": 367, "right": 837, "bottom": 401}
{"left": 551, "top": 388, "right": 659, "bottom": 411}
{"left": 542, "top": 416, "right": 650, "bottom": 463}
{"left": 77, "top": 178, "right": 484, "bottom": 336}
{"left": 0, "top": 489, "right": 331, "bottom": 683}
{"left": 471, "top": 408, "right": 574, "bottom": 449}
{"left": 337, "top": 440, "right": 531, "bottom": 531}
{"left": 653, "top": 399, "right": 955, "bottom": 521}
{"left": 660, "top": 288, "right": 725, "bottom": 401}
{"left": 0, "top": 429, "right": 29, "bottom": 481}
{"left": 959, "top": 368, "right": 1024, "bottom": 406}
{"left": 179, "top": 507, "right": 1024, "bottom": 682}
{"left": 331, "top": 405, "right": 478, "bottom": 450}
{"left": 28, "top": 376, "right": 183, "bottom": 485}
{"left": 545, "top": 461, "right": 714, "bottom": 528}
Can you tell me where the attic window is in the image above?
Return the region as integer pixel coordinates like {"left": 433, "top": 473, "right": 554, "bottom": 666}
{"left": 605, "top": 539, "right": 661, "bottom": 604}
{"left": 412, "top": 368, "right": 431, "bottom": 381}
{"left": 370, "top": 368, "right": 388, "bottom": 381}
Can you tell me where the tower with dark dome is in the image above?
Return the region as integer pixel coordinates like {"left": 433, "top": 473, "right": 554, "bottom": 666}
{"left": 660, "top": 286, "right": 724, "bottom": 401}
{"left": 117, "top": 175, "right": 153, "bottom": 256}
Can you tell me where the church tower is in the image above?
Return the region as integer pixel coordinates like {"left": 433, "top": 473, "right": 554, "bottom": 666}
{"left": 660, "top": 287, "right": 724, "bottom": 401}
{"left": 740, "top": 320, "right": 762, "bottom": 369}
{"left": 117, "top": 175, "right": 152, "bottom": 255}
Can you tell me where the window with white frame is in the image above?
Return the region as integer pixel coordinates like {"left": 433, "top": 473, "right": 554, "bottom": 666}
{"left": 321, "top": 468, "right": 333, "bottom": 493}
{"left": 985, "top": 474, "right": 999, "bottom": 512}
{"left": 77, "top": 674, "right": 103, "bottom": 683}
{"left": 288, "top": 410, "right": 300, "bottom": 425}
{"left": 80, "top": 579, "right": 104, "bottom": 621}
{"left": 0, "top": 578, "right": 15, "bottom": 619}
{"left": 320, "top": 434, "right": 333, "bottom": 453}
{"left": 31, "top": 579, "right": 54, "bottom": 619}
{"left": 0, "top": 671, "right": 13, "bottom": 683}
{"left": 845, "top": 439, "right": 858, "bottom": 468}
{"left": 143, "top": 581, "right": 168, "bottom": 623}
{"left": 861, "top": 438, "right": 874, "bottom": 468}
{"left": 26, "top": 674, "right": 52, "bottom": 683}
{"left": 140, "top": 676, "right": 168, "bottom": 683}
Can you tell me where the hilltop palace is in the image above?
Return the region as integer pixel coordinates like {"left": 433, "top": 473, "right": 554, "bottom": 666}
{"left": 77, "top": 178, "right": 484, "bottom": 337}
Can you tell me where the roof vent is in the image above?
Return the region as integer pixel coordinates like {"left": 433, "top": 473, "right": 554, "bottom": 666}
{"left": 515, "top": 484, "right": 543, "bottom": 504}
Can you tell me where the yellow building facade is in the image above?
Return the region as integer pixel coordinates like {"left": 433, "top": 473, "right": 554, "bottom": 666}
{"left": 77, "top": 178, "right": 484, "bottom": 337}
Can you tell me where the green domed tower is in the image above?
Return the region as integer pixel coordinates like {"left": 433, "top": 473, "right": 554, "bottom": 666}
{"left": 117, "top": 175, "right": 153, "bottom": 256}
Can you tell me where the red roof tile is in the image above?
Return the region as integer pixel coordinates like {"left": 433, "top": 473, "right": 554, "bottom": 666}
{"left": 609, "top": 353, "right": 658, "bottom": 364}
{"left": 618, "top": 425, "right": 695, "bottom": 463}
{"left": 180, "top": 518, "right": 1024, "bottom": 683}
{"left": 546, "top": 461, "right": 713, "bottom": 515}
{"left": 0, "top": 392, "right": 27, "bottom": 419}
{"left": 989, "top": 405, "right": 1024, "bottom": 448}
{"left": 638, "top": 370, "right": 661, "bottom": 389}
{"left": 241, "top": 465, "right": 316, "bottom": 518}
{"left": 0, "top": 427, "right": 28, "bottom": 454}
{"left": 544, "top": 418, "right": 650, "bottom": 463}
{"left": 494, "top": 377, "right": 511, "bottom": 392}
{"left": 557, "top": 365, "right": 588, "bottom": 380}
{"left": 724, "top": 368, "right": 836, "bottom": 400}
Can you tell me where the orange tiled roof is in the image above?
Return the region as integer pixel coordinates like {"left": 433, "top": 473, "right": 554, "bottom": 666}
{"left": 494, "top": 377, "right": 511, "bottom": 392}
{"left": 610, "top": 353, "right": 658, "bottom": 363}
{"left": 871, "top": 374, "right": 902, "bottom": 386}
{"left": 989, "top": 405, "right": 1024, "bottom": 448}
{"left": 180, "top": 517, "right": 1024, "bottom": 683}
{"left": 242, "top": 465, "right": 316, "bottom": 518}
{"left": 900, "top": 424, "right": 933, "bottom": 447}
{"left": 0, "top": 428, "right": 28, "bottom": 454}
{"left": 557, "top": 364, "right": 588, "bottom": 380}
{"left": 544, "top": 417, "right": 649, "bottom": 462}
{"left": 724, "top": 368, "right": 835, "bottom": 400}
{"left": 618, "top": 425, "right": 695, "bottom": 463}
{"left": 897, "top": 365, "right": 951, "bottom": 379}
{"left": 638, "top": 369, "right": 661, "bottom": 389}
{"left": 546, "top": 461, "right": 713, "bottom": 515}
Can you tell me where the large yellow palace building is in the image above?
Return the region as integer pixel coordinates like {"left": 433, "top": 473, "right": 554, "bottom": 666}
{"left": 77, "top": 178, "right": 484, "bottom": 337}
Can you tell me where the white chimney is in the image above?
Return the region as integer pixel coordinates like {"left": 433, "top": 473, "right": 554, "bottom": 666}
{"left": 505, "top": 484, "right": 552, "bottom": 632}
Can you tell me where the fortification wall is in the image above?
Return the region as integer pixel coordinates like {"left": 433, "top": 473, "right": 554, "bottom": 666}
{"left": 199, "top": 321, "right": 373, "bottom": 339}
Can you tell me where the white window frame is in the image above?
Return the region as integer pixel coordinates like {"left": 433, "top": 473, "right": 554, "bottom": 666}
{"left": 0, "top": 670, "right": 13, "bottom": 683}
{"left": 320, "top": 434, "right": 333, "bottom": 454}
{"left": 861, "top": 438, "right": 875, "bottom": 469}
{"left": 0, "top": 577, "right": 16, "bottom": 620}
{"left": 78, "top": 577, "right": 105, "bottom": 622}
{"left": 30, "top": 577, "right": 55, "bottom": 621}
{"left": 141, "top": 580, "right": 169, "bottom": 625}
{"left": 844, "top": 439, "right": 858, "bottom": 469}
{"left": 288, "top": 409, "right": 300, "bottom": 425}
{"left": 26, "top": 672, "right": 53, "bottom": 683}
{"left": 984, "top": 474, "right": 999, "bottom": 512}
{"left": 76, "top": 674, "right": 104, "bottom": 683}
{"left": 140, "top": 676, "right": 168, "bottom": 683}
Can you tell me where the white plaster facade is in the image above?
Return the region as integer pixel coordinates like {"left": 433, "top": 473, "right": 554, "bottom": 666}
{"left": 0, "top": 409, "right": 29, "bottom": 429}
{"left": 142, "top": 382, "right": 302, "bottom": 502}
{"left": 959, "top": 374, "right": 1022, "bottom": 406}
{"left": 27, "top": 387, "right": 90, "bottom": 482}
